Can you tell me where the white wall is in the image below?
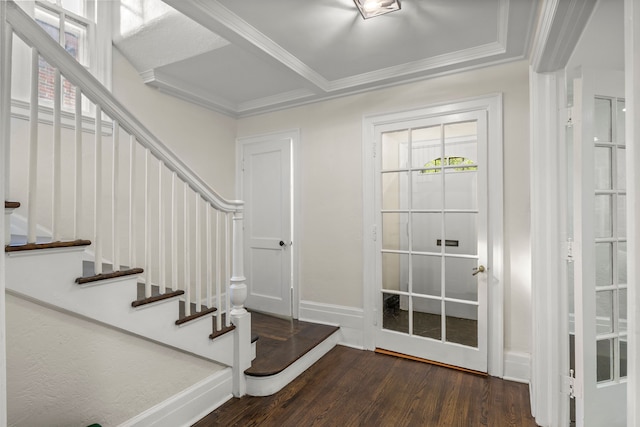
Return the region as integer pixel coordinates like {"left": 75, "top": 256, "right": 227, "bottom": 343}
{"left": 237, "top": 60, "right": 531, "bottom": 355}
{"left": 111, "top": 47, "right": 237, "bottom": 200}
{"left": 6, "top": 294, "right": 223, "bottom": 427}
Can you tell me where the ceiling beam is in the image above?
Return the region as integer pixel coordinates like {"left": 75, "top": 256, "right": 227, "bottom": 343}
{"left": 162, "top": 0, "right": 330, "bottom": 93}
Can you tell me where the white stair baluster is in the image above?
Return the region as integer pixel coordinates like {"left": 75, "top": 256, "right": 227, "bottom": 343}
{"left": 206, "top": 204, "right": 212, "bottom": 312}
{"left": 184, "top": 182, "right": 191, "bottom": 316}
{"left": 129, "top": 135, "right": 136, "bottom": 268}
{"left": 158, "top": 161, "right": 165, "bottom": 293}
{"left": 216, "top": 209, "right": 222, "bottom": 331}
{"left": 171, "top": 171, "right": 177, "bottom": 291}
{"left": 52, "top": 69, "right": 61, "bottom": 240}
{"left": 144, "top": 149, "right": 151, "bottom": 297}
{"left": 225, "top": 212, "right": 231, "bottom": 326}
{"left": 74, "top": 86, "right": 82, "bottom": 239}
{"left": 195, "top": 194, "right": 201, "bottom": 312}
{"left": 112, "top": 120, "right": 120, "bottom": 271}
{"left": 27, "top": 48, "right": 39, "bottom": 244}
{"left": 94, "top": 105, "right": 103, "bottom": 275}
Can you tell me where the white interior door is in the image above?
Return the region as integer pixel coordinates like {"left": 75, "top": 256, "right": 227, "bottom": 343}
{"left": 572, "top": 69, "right": 627, "bottom": 426}
{"left": 241, "top": 137, "right": 292, "bottom": 317}
{"left": 374, "top": 109, "right": 488, "bottom": 372}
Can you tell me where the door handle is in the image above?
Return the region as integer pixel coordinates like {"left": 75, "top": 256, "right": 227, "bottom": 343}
{"left": 472, "top": 265, "right": 485, "bottom": 276}
{"left": 279, "top": 240, "right": 286, "bottom": 247}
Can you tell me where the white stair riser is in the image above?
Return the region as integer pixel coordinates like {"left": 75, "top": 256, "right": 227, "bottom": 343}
{"left": 245, "top": 330, "right": 339, "bottom": 397}
{"left": 6, "top": 249, "right": 234, "bottom": 365}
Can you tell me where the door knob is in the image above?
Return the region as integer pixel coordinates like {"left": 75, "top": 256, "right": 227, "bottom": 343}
{"left": 472, "top": 265, "right": 485, "bottom": 276}
{"left": 279, "top": 240, "right": 286, "bottom": 247}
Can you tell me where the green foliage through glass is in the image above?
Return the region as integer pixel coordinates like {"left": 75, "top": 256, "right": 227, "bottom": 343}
{"left": 421, "top": 157, "right": 477, "bottom": 173}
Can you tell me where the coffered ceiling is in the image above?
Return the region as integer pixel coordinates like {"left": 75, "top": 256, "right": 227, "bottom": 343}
{"left": 114, "top": 0, "right": 541, "bottom": 117}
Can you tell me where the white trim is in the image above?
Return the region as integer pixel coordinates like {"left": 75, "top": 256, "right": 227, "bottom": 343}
{"left": 141, "top": 69, "right": 239, "bottom": 117}
{"left": 1, "top": 1, "right": 10, "bottom": 424}
{"left": 245, "top": 330, "right": 339, "bottom": 396}
{"left": 503, "top": 350, "right": 532, "bottom": 384}
{"left": 624, "top": 1, "right": 639, "bottom": 424}
{"left": 10, "top": 98, "right": 112, "bottom": 133}
{"left": 118, "top": 368, "right": 233, "bottom": 427}
{"left": 529, "top": 0, "right": 597, "bottom": 73}
{"left": 362, "top": 94, "right": 504, "bottom": 377}
{"left": 529, "top": 68, "right": 566, "bottom": 427}
{"left": 235, "top": 129, "right": 300, "bottom": 318}
{"left": 298, "top": 300, "right": 365, "bottom": 349}
{"left": 328, "top": 42, "right": 506, "bottom": 92}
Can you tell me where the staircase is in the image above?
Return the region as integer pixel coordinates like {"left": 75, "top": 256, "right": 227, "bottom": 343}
{"left": 0, "top": 3, "right": 344, "bottom": 425}
{"left": 1, "top": 1, "right": 252, "bottom": 424}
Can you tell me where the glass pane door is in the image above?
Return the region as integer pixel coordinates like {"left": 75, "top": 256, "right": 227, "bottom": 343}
{"left": 376, "top": 110, "right": 488, "bottom": 372}
{"left": 573, "top": 70, "right": 626, "bottom": 427}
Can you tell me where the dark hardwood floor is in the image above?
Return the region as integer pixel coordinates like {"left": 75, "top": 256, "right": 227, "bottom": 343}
{"left": 194, "top": 345, "right": 538, "bottom": 427}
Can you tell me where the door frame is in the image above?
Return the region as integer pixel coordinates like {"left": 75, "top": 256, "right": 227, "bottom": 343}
{"left": 236, "top": 129, "right": 300, "bottom": 318}
{"left": 362, "top": 94, "right": 504, "bottom": 377}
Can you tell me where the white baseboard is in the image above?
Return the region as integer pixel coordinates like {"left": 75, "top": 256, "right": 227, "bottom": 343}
{"left": 119, "top": 368, "right": 233, "bottom": 427}
{"left": 503, "top": 350, "right": 531, "bottom": 384}
{"left": 298, "top": 300, "right": 364, "bottom": 349}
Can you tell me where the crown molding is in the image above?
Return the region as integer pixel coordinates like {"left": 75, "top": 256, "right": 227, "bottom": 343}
{"left": 236, "top": 88, "right": 316, "bottom": 114}
{"left": 328, "top": 42, "right": 506, "bottom": 92}
{"left": 530, "top": 0, "right": 596, "bottom": 73}
{"left": 141, "top": 69, "right": 239, "bottom": 117}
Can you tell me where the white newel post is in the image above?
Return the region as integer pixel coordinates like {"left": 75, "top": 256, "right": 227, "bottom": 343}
{"left": 230, "top": 208, "right": 250, "bottom": 397}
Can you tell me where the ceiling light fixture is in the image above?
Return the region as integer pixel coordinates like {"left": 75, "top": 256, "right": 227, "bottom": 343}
{"left": 353, "top": 0, "right": 401, "bottom": 19}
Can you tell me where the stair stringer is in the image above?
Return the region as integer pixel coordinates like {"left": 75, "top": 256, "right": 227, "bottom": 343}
{"left": 5, "top": 247, "right": 234, "bottom": 366}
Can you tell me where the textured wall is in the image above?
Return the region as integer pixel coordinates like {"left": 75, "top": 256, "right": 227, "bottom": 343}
{"left": 6, "top": 294, "right": 223, "bottom": 427}
{"left": 111, "top": 47, "right": 238, "bottom": 200}
{"left": 236, "top": 60, "right": 532, "bottom": 355}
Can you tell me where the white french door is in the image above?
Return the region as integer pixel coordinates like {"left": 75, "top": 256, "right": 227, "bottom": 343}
{"left": 572, "top": 69, "right": 627, "bottom": 426}
{"left": 240, "top": 135, "right": 293, "bottom": 318}
{"left": 373, "top": 109, "right": 488, "bottom": 372}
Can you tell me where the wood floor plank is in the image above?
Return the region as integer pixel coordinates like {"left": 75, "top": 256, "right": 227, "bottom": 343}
{"left": 194, "top": 346, "right": 539, "bottom": 426}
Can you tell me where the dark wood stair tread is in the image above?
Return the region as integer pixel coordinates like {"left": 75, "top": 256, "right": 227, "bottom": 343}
{"left": 131, "top": 289, "right": 184, "bottom": 307}
{"left": 210, "top": 324, "right": 236, "bottom": 339}
{"left": 76, "top": 267, "right": 144, "bottom": 284}
{"left": 5, "top": 201, "right": 20, "bottom": 209}
{"left": 176, "top": 306, "right": 217, "bottom": 326}
{"left": 209, "top": 312, "right": 235, "bottom": 339}
{"left": 5, "top": 239, "right": 91, "bottom": 252}
{"left": 244, "top": 311, "right": 340, "bottom": 377}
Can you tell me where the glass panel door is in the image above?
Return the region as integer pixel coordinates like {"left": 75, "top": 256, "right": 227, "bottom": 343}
{"left": 573, "top": 70, "right": 626, "bottom": 427}
{"left": 376, "top": 110, "right": 488, "bottom": 372}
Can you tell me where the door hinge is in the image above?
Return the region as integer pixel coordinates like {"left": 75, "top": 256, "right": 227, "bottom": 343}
{"left": 372, "top": 225, "right": 377, "bottom": 241}
{"left": 564, "top": 238, "right": 574, "bottom": 263}
{"left": 241, "top": 158, "right": 245, "bottom": 172}
{"left": 372, "top": 142, "right": 377, "bottom": 158}
{"left": 562, "top": 369, "right": 581, "bottom": 399}
{"left": 566, "top": 106, "right": 574, "bottom": 128}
